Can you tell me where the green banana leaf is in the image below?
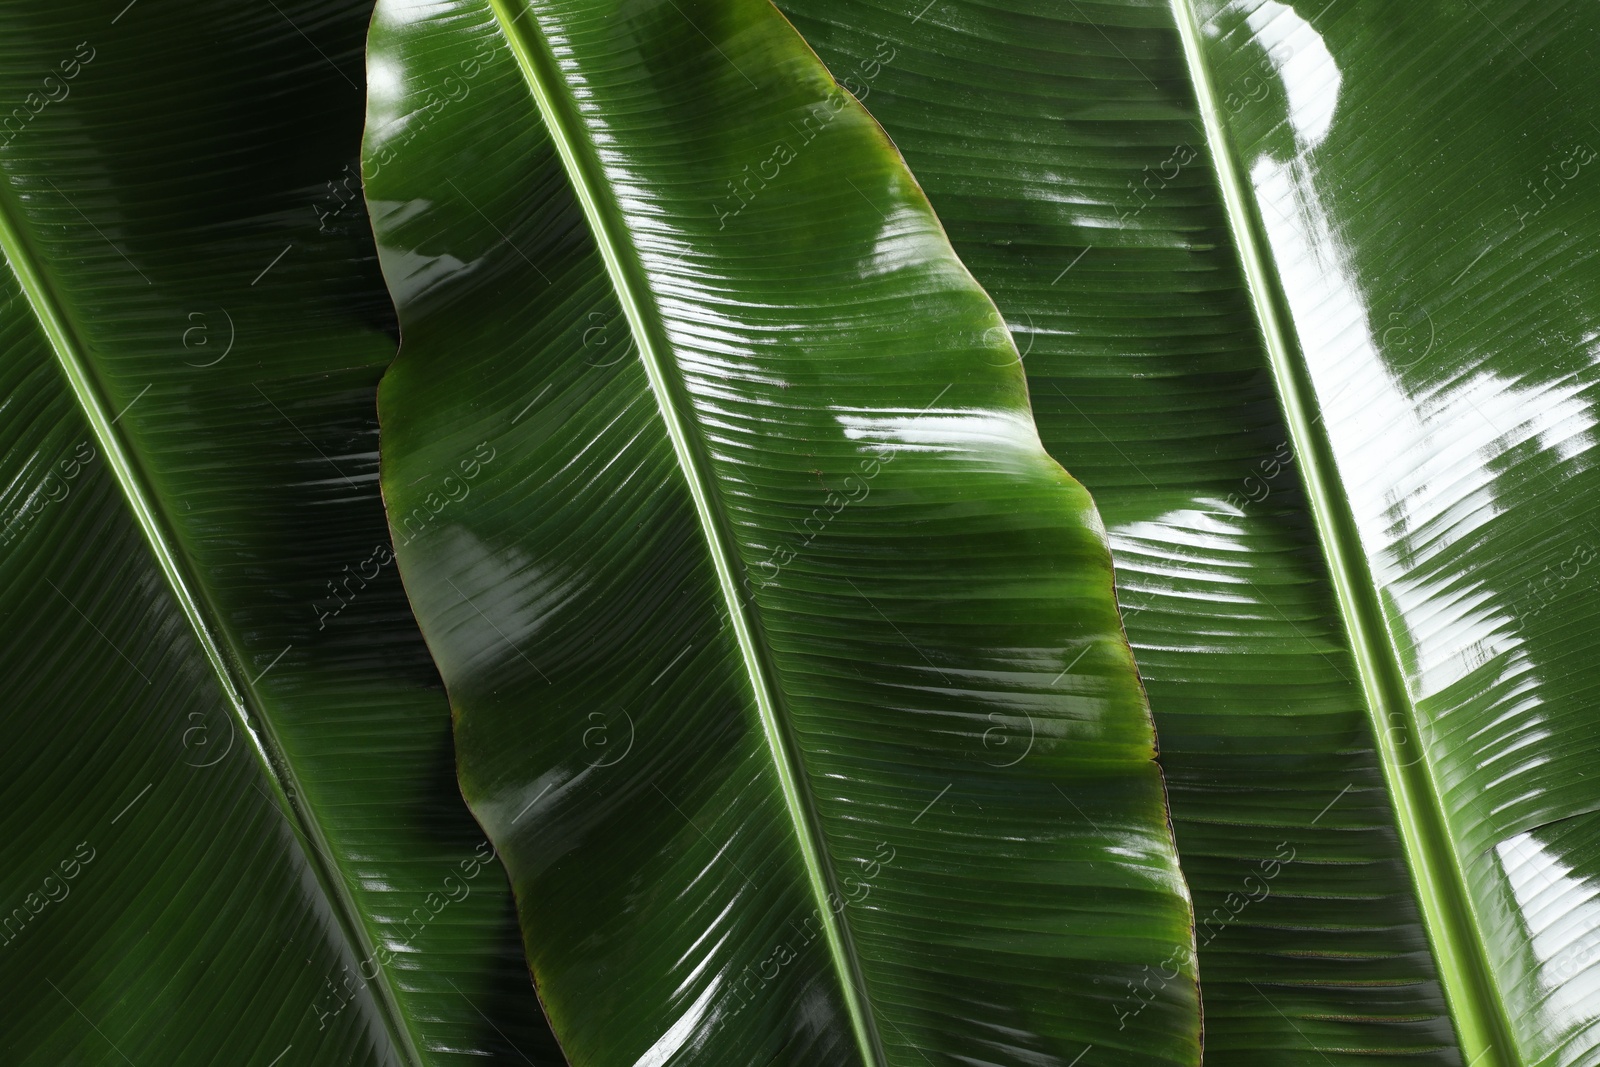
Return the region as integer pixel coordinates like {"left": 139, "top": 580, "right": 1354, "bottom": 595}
{"left": 365, "top": 0, "right": 1199, "bottom": 1063}
{"left": 0, "top": 2, "right": 557, "bottom": 1063}
{"left": 774, "top": 0, "right": 1600, "bottom": 1064}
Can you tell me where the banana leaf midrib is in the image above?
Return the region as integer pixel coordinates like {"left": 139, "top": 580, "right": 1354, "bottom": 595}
{"left": 479, "top": 1, "right": 887, "bottom": 1062}
{"left": 1166, "top": 0, "right": 1517, "bottom": 1060}
{"left": 480, "top": 4, "right": 889, "bottom": 1062}
{"left": 0, "top": 178, "right": 427, "bottom": 1067}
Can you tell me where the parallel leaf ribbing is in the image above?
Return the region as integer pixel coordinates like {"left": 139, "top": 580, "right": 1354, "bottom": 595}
{"left": 0, "top": 147, "right": 428, "bottom": 1067}
{"left": 1168, "top": 1, "right": 1517, "bottom": 1061}
{"left": 482, "top": 0, "right": 885, "bottom": 1059}
{"left": 371, "top": 0, "right": 1199, "bottom": 1063}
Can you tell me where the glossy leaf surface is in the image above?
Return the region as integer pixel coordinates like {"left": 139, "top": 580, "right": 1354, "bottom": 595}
{"left": 0, "top": 2, "right": 556, "bottom": 1064}
{"left": 1188, "top": 3, "right": 1600, "bottom": 1062}
{"left": 775, "top": 0, "right": 1600, "bottom": 1064}
{"left": 366, "top": 0, "right": 1198, "bottom": 1064}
